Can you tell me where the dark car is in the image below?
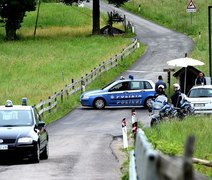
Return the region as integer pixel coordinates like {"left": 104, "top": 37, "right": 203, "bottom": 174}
{"left": 0, "top": 99, "right": 49, "bottom": 163}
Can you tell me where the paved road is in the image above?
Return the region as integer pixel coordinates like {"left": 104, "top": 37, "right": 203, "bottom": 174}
{"left": 0, "top": 1, "right": 194, "bottom": 180}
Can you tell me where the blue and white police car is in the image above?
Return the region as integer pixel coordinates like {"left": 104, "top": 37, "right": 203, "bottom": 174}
{"left": 80, "top": 76, "right": 156, "bottom": 109}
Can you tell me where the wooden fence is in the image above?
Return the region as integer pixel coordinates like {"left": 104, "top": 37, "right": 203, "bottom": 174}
{"left": 34, "top": 38, "right": 138, "bottom": 117}
{"left": 129, "top": 128, "right": 209, "bottom": 180}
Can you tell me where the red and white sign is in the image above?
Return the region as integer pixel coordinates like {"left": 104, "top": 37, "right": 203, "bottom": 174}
{"left": 187, "top": 0, "right": 196, "bottom": 12}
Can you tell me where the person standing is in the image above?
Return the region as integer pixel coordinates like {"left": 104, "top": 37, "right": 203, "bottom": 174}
{"left": 155, "top": 75, "right": 167, "bottom": 93}
{"left": 195, "top": 72, "right": 206, "bottom": 85}
{"left": 171, "top": 83, "right": 182, "bottom": 108}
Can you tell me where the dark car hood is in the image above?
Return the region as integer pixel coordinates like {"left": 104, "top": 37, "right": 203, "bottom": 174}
{"left": 0, "top": 126, "right": 33, "bottom": 139}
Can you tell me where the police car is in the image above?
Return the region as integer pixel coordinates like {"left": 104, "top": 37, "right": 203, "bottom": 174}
{"left": 80, "top": 76, "right": 156, "bottom": 109}
{"left": 0, "top": 99, "right": 49, "bottom": 163}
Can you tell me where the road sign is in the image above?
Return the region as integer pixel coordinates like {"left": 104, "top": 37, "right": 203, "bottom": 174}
{"left": 187, "top": 0, "right": 196, "bottom": 12}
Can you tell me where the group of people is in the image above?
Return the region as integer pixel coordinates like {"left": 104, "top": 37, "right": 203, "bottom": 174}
{"left": 155, "top": 75, "right": 182, "bottom": 108}
{"left": 154, "top": 71, "right": 206, "bottom": 108}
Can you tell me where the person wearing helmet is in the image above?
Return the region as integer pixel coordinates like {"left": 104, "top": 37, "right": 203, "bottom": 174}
{"left": 154, "top": 84, "right": 166, "bottom": 98}
{"left": 171, "top": 83, "right": 182, "bottom": 108}
{"left": 155, "top": 75, "right": 167, "bottom": 94}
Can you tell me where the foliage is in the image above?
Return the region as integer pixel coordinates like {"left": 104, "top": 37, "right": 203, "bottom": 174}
{"left": 144, "top": 117, "right": 212, "bottom": 177}
{"left": 0, "top": 3, "right": 140, "bottom": 105}
{"left": 0, "top": 0, "right": 36, "bottom": 40}
{"left": 108, "top": 0, "right": 129, "bottom": 7}
{"left": 123, "top": 0, "right": 211, "bottom": 76}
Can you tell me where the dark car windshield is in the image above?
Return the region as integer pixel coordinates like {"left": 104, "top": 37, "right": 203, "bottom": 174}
{"left": 0, "top": 110, "right": 33, "bottom": 127}
{"left": 188, "top": 88, "right": 212, "bottom": 98}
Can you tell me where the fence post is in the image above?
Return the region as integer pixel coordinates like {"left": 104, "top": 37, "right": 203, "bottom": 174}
{"left": 72, "top": 79, "right": 74, "bottom": 90}
{"left": 40, "top": 99, "right": 44, "bottom": 117}
{"left": 121, "top": 49, "right": 124, "bottom": 61}
{"left": 91, "top": 70, "right": 93, "bottom": 79}
{"left": 65, "top": 84, "right": 69, "bottom": 97}
{"left": 61, "top": 89, "right": 63, "bottom": 103}
{"left": 48, "top": 96, "right": 51, "bottom": 113}
{"left": 81, "top": 77, "right": 85, "bottom": 94}
{"left": 103, "top": 61, "right": 105, "bottom": 69}
{"left": 54, "top": 92, "right": 57, "bottom": 108}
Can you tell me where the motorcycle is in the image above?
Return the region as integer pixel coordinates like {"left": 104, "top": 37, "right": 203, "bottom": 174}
{"left": 175, "top": 93, "right": 195, "bottom": 119}
{"left": 149, "top": 95, "right": 177, "bottom": 127}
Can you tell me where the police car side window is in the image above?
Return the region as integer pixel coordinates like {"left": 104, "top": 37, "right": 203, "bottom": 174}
{"left": 110, "top": 82, "right": 129, "bottom": 91}
{"left": 144, "top": 81, "right": 152, "bottom": 89}
{"left": 131, "top": 82, "right": 141, "bottom": 90}
{"left": 109, "top": 83, "right": 122, "bottom": 91}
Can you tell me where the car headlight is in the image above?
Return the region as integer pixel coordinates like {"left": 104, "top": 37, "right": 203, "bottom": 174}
{"left": 82, "top": 95, "right": 90, "bottom": 100}
{"left": 18, "top": 137, "right": 33, "bottom": 144}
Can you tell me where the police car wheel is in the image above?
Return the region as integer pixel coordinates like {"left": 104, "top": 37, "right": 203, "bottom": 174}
{"left": 94, "top": 98, "right": 105, "bottom": 109}
{"left": 144, "top": 97, "right": 153, "bottom": 109}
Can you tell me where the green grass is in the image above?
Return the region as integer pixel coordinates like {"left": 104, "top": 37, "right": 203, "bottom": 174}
{"left": 123, "top": 0, "right": 211, "bottom": 75}
{"left": 144, "top": 116, "right": 212, "bottom": 178}
{"left": 122, "top": 1, "right": 212, "bottom": 177}
{"left": 0, "top": 3, "right": 136, "bottom": 106}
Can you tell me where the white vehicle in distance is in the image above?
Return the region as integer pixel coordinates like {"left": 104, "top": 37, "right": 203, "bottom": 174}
{"left": 186, "top": 85, "right": 212, "bottom": 114}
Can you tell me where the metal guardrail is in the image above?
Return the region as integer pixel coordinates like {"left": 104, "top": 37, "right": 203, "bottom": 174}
{"left": 34, "top": 38, "right": 139, "bottom": 117}
{"left": 129, "top": 129, "right": 209, "bottom": 180}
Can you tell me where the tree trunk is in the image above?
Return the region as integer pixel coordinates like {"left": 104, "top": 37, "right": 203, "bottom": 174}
{"left": 92, "top": 0, "right": 100, "bottom": 35}
{"left": 5, "top": 21, "right": 17, "bottom": 40}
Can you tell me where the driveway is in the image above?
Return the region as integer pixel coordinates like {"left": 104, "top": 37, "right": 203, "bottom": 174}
{"left": 0, "top": 1, "right": 194, "bottom": 180}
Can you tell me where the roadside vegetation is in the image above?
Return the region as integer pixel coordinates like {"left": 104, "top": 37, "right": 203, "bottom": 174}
{"left": 144, "top": 117, "right": 212, "bottom": 178}
{"left": 123, "top": 0, "right": 210, "bottom": 74}
{"left": 0, "top": 2, "right": 145, "bottom": 120}
{"left": 122, "top": 0, "right": 212, "bottom": 178}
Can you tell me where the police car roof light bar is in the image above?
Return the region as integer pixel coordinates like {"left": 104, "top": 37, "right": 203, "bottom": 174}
{"left": 22, "top": 97, "right": 27, "bottom": 106}
{"left": 5, "top": 100, "right": 13, "bottom": 107}
{"left": 129, "top": 75, "right": 134, "bottom": 80}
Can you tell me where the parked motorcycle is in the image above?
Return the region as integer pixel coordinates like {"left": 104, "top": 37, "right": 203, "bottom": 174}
{"left": 175, "top": 93, "right": 195, "bottom": 119}
{"left": 149, "top": 95, "right": 177, "bottom": 127}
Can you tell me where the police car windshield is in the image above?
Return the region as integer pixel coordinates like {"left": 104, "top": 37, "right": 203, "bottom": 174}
{"left": 101, "top": 81, "right": 115, "bottom": 90}
{"left": 0, "top": 110, "right": 33, "bottom": 127}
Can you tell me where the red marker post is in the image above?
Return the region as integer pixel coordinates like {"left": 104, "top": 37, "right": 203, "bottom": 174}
{"left": 131, "top": 108, "right": 137, "bottom": 142}
{"left": 122, "top": 118, "right": 128, "bottom": 149}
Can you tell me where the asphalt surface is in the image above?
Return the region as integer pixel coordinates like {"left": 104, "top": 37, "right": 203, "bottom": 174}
{"left": 0, "top": 1, "right": 194, "bottom": 180}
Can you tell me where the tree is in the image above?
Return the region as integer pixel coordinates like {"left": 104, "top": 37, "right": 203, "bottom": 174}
{"left": 92, "top": 0, "right": 100, "bottom": 34}
{"left": 0, "top": 0, "right": 36, "bottom": 40}
{"left": 92, "top": 0, "right": 128, "bottom": 35}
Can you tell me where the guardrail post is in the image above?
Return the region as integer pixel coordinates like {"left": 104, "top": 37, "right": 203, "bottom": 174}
{"left": 135, "top": 129, "right": 158, "bottom": 180}
{"left": 129, "top": 150, "right": 137, "bottom": 180}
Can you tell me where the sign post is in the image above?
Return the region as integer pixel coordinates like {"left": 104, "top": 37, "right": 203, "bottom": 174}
{"left": 186, "top": 0, "right": 196, "bottom": 25}
{"left": 209, "top": 6, "right": 212, "bottom": 82}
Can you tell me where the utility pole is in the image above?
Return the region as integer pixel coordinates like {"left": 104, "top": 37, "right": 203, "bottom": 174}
{"left": 209, "top": 6, "right": 212, "bottom": 82}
